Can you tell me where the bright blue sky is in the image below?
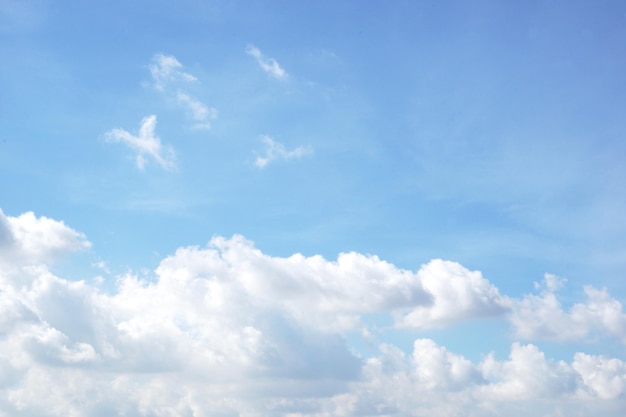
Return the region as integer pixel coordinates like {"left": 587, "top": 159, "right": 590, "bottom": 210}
{"left": 2, "top": 1, "right": 626, "bottom": 416}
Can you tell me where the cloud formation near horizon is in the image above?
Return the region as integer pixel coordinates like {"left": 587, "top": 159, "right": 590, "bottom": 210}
{"left": 2, "top": 209, "right": 626, "bottom": 416}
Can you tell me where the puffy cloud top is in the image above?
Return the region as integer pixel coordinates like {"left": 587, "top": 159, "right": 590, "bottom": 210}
{"left": 0, "top": 209, "right": 90, "bottom": 267}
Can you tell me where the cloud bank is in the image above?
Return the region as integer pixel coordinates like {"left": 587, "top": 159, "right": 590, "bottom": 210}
{"left": 2, "top": 210, "right": 626, "bottom": 416}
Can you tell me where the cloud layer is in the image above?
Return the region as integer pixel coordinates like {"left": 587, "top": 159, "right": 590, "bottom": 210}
{"left": 2, "top": 210, "right": 626, "bottom": 416}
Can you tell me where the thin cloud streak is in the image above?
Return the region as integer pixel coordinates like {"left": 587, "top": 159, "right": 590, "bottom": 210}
{"left": 255, "top": 135, "right": 312, "bottom": 168}
{"left": 176, "top": 91, "right": 217, "bottom": 130}
{"left": 246, "top": 44, "right": 287, "bottom": 79}
{"left": 148, "top": 53, "right": 197, "bottom": 91}
{"left": 105, "top": 115, "right": 176, "bottom": 170}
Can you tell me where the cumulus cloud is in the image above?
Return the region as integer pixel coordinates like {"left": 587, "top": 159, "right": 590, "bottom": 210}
{"left": 411, "top": 338, "right": 483, "bottom": 390}
{"left": 339, "top": 339, "right": 626, "bottom": 417}
{"left": 478, "top": 342, "right": 577, "bottom": 401}
{"left": 399, "top": 259, "right": 511, "bottom": 328}
{"left": 152, "top": 235, "right": 431, "bottom": 332}
{"left": 0, "top": 209, "right": 90, "bottom": 267}
{"left": 246, "top": 44, "right": 288, "bottom": 79}
{"left": 255, "top": 135, "right": 313, "bottom": 168}
{"left": 105, "top": 115, "right": 176, "bottom": 170}
{"left": 509, "top": 274, "right": 626, "bottom": 342}
{"left": 573, "top": 352, "right": 626, "bottom": 399}
{"left": 3, "top": 210, "right": 626, "bottom": 416}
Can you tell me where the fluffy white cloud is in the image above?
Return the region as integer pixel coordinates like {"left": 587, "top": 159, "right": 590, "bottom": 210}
{"left": 573, "top": 352, "right": 626, "bottom": 399}
{"left": 478, "top": 342, "right": 577, "bottom": 401}
{"left": 255, "top": 136, "right": 312, "bottom": 168}
{"left": 411, "top": 338, "right": 482, "bottom": 390}
{"left": 246, "top": 44, "right": 287, "bottom": 79}
{"left": 3, "top": 210, "right": 626, "bottom": 416}
{"left": 399, "top": 259, "right": 510, "bottom": 328}
{"left": 509, "top": 274, "right": 626, "bottom": 342}
{"left": 0, "top": 209, "right": 90, "bottom": 267}
{"left": 151, "top": 235, "right": 432, "bottom": 332}
{"left": 333, "top": 339, "right": 626, "bottom": 417}
{"left": 105, "top": 114, "right": 176, "bottom": 170}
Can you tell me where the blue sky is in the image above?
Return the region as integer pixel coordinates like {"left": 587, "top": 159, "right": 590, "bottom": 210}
{"left": 2, "top": 1, "right": 626, "bottom": 415}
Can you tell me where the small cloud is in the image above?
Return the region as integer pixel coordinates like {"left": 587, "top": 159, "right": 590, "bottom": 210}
{"left": 245, "top": 44, "right": 287, "bottom": 79}
{"left": 149, "top": 53, "right": 197, "bottom": 91}
{"left": 176, "top": 91, "right": 217, "bottom": 130}
{"left": 0, "top": 209, "right": 90, "bottom": 267}
{"left": 255, "top": 136, "right": 312, "bottom": 168}
{"left": 147, "top": 53, "right": 217, "bottom": 129}
{"left": 92, "top": 260, "right": 110, "bottom": 274}
{"left": 105, "top": 115, "right": 176, "bottom": 171}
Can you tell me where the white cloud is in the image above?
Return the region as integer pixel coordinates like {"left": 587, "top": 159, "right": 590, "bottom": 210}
{"left": 176, "top": 91, "right": 217, "bottom": 130}
{"left": 255, "top": 135, "right": 313, "bottom": 168}
{"left": 149, "top": 53, "right": 197, "bottom": 91}
{"left": 105, "top": 115, "right": 176, "bottom": 170}
{"left": 148, "top": 53, "right": 217, "bottom": 129}
{"left": 411, "top": 338, "right": 483, "bottom": 390}
{"left": 340, "top": 339, "right": 626, "bottom": 417}
{"left": 0, "top": 209, "right": 90, "bottom": 267}
{"left": 246, "top": 44, "right": 288, "bottom": 79}
{"left": 151, "top": 235, "right": 431, "bottom": 332}
{"left": 399, "top": 259, "right": 511, "bottom": 328}
{"left": 509, "top": 274, "right": 626, "bottom": 342}
{"left": 2, "top": 211, "right": 626, "bottom": 416}
{"left": 573, "top": 352, "right": 626, "bottom": 399}
{"left": 478, "top": 342, "right": 577, "bottom": 401}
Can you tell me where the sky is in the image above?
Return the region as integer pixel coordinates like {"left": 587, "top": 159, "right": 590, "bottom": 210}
{"left": 1, "top": 0, "right": 626, "bottom": 415}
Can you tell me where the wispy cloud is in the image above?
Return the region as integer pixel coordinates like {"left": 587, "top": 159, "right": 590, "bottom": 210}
{"left": 255, "top": 135, "right": 312, "bottom": 168}
{"left": 105, "top": 115, "right": 176, "bottom": 170}
{"left": 148, "top": 53, "right": 197, "bottom": 91}
{"left": 176, "top": 91, "right": 217, "bottom": 130}
{"left": 245, "top": 44, "right": 287, "bottom": 79}
{"left": 148, "top": 53, "right": 216, "bottom": 129}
